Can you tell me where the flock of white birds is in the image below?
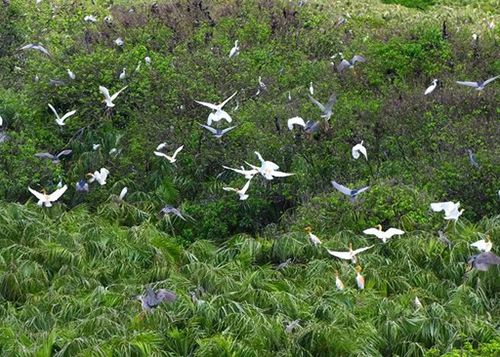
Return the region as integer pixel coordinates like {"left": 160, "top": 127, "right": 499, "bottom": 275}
{"left": 1, "top": 6, "right": 498, "bottom": 309}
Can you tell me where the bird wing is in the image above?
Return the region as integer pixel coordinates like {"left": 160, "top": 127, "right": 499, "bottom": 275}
{"left": 326, "top": 249, "right": 352, "bottom": 260}
{"left": 456, "top": 81, "right": 478, "bottom": 88}
{"left": 352, "top": 245, "right": 374, "bottom": 255}
{"left": 156, "top": 142, "right": 167, "bottom": 151}
{"left": 156, "top": 289, "right": 177, "bottom": 302}
{"left": 171, "top": 145, "right": 184, "bottom": 159}
{"left": 99, "top": 86, "right": 112, "bottom": 101}
{"left": 220, "top": 126, "right": 237, "bottom": 135}
{"left": 240, "top": 178, "right": 252, "bottom": 194}
{"left": 34, "top": 44, "right": 51, "bottom": 56}
{"left": 194, "top": 100, "right": 219, "bottom": 110}
{"left": 48, "top": 104, "right": 59, "bottom": 119}
{"left": 199, "top": 124, "right": 217, "bottom": 134}
{"left": 119, "top": 187, "right": 128, "bottom": 200}
{"left": 307, "top": 95, "right": 326, "bottom": 112}
{"left": 56, "top": 149, "right": 72, "bottom": 158}
{"left": 271, "top": 171, "right": 294, "bottom": 177}
{"left": 219, "top": 91, "right": 238, "bottom": 108}
{"left": 110, "top": 86, "right": 128, "bottom": 101}
{"left": 28, "top": 187, "right": 46, "bottom": 201}
{"left": 354, "top": 186, "right": 370, "bottom": 195}
{"left": 351, "top": 55, "right": 366, "bottom": 64}
{"left": 254, "top": 151, "right": 265, "bottom": 164}
{"left": 324, "top": 93, "right": 337, "bottom": 111}
{"left": 154, "top": 151, "right": 168, "bottom": 158}
{"left": 352, "top": 145, "right": 361, "bottom": 159}
{"left": 363, "top": 228, "right": 383, "bottom": 238}
{"left": 48, "top": 185, "right": 68, "bottom": 201}
{"left": 430, "top": 202, "right": 454, "bottom": 212}
{"left": 287, "top": 117, "right": 306, "bottom": 130}
{"left": 483, "top": 75, "right": 500, "bottom": 86}
{"left": 20, "top": 44, "right": 34, "bottom": 51}
{"left": 331, "top": 181, "right": 352, "bottom": 196}
{"left": 337, "top": 59, "right": 350, "bottom": 72}
{"left": 35, "top": 152, "right": 56, "bottom": 160}
{"left": 210, "top": 110, "right": 232, "bottom": 123}
{"left": 386, "top": 228, "right": 405, "bottom": 236}
{"left": 223, "top": 187, "right": 237, "bottom": 192}
{"left": 60, "top": 110, "right": 77, "bottom": 122}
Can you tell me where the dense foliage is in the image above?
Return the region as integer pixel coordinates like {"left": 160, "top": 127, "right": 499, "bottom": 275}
{"left": 0, "top": 0, "right": 498, "bottom": 355}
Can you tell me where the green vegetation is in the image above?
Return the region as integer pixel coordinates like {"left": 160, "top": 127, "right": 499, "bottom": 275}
{"left": 0, "top": 0, "right": 499, "bottom": 355}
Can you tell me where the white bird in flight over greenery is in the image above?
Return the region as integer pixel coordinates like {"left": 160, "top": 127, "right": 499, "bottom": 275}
{"left": 326, "top": 243, "right": 374, "bottom": 263}
{"left": 229, "top": 40, "right": 240, "bottom": 58}
{"left": 456, "top": 76, "right": 499, "bottom": 90}
{"left": 99, "top": 85, "right": 128, "bottom": 108}
{"left": 154, "top": 145, "right": 184, "bottom": 163}
{"left": 470, "top": 236, "right": 492, "bottom": 252}
{"left": 331, "top": 181, "right": 369, "bottom": 201}
{"left": 363, "top": 225, "right": 405, "bottom": 243}
{"left": 222, "top": 165, "right": 258, "bottom": 179}
{"left": 308, "top": 93, "right": 336, "bottom": 121}
{"left": 352, "top": 141, "right": 367, "bottom": 160}
{"left": 251, "top": 152, "right": 293, "bottom": 180}
{"left": 28, "top": 185, "right": 67, "bottom": 207}
{"left": 430, "top": 201, "right": 464, "bottom": 221}
{"left": 199, "top": 124, "right": 237, "bottom": 138}
{"left": 223, "top": 178, "right": 252, "bottom": 200}
{"left": 425, "top": 79, "right": 438, "bottom": 95}
{"left": 195, "top": 91, "right": 237, "bottom": 126}
{"left": 87, "top": 168, "right": 109, "bottom": 185}
{"left": 48, "top": 104, "right": 76, "bottom": 126}
{"left": 20, "top": 43, "right": 51, "bottom": 56}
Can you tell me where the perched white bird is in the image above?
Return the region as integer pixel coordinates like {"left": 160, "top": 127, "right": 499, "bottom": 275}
{"left": 470, "top": 236, "right": 492, "bottom": 252}
{"left": 84, "top": 15, "right": 97, "bottom": 23}
{"left": 251, "top": 152, "right": 293, "bottom": 180}
{"left": 114, "top": 37, "right": 124, "bottom": 47}
{"left": 424, "top": 79, "right": 438, "bottom": 95}
{"left": 223, "top": 178, "right": 252, "bottom": 200}
{"left": 352, "top": 141, "right": 367, "bottom": 160}
{"left": 48, "top": 104, "right": 76, "bottom": 126}
{"left": 355, "top": 266, "right": 365, "bottom": 290}
{"left": 67, "top": 69, "right": 76, "bottom": 80}
{"left": 99, "top": 85, "right": 128, "bottom": 108}
{"left": 194, "top": 91, "right": 237, "bottom": 126}
{"left": 28, "top": 185, "right": 67, "bottom": 207}
{"left": 119, "top": 187, "right": 128, "bottom": 201}
{"left": 363, "top": 225, "right": 405, "bottom": 243}
{"left": 304, "top": 226, "right": 321, "bottom": 246}
{"left": 222, "top": 165, "right": 258, "bottom": 180}
{"left": 334, "top": 271, "right": 344, "bottom": 290}
{"left": 119, "top": 68, "right": 126, "bottom": 80}
{"left": 309, "top": 82, "right": 314, "bottom": 95}
{"left": 154, "top": 145, "right": 184, "bottom": 163}
{"left": 258, "top": 76, "right": 267, "bottom": 90}
{"left": 326, "top": 243, "right": 374, "bottom": 263}
{"left": 287, "top": 116, "right": 306, "bottom": 131}
{"left": 456, "top": 76, "right": 499, "bottom": 91}
{"left": 145, "top": 56, "right": 151, "bottom": 65}
{"left": 92, "top": 144, "right": 100, "bottom": 150}
{"left": 87, "top": 168, "right": 110, "bottom": 185}
{"left": 430, "top": 201, "right": 464, "bottom": 221}
{"left": 229, "top": 40, "right": 240, "bottom": 58}
{"left": 414, "top": 296, "right": 423, "bottom": 309}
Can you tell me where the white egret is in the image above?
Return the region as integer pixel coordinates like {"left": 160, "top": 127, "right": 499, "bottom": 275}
{"left": 363, "top": 225, "right": 404, "bottom": 243}
{"left": 223, "top": 178, "right": 252, "bottom": 200}
{"left": 222, "top": 165, "right": 258, "bottom": 179}
{"left": 470, "top": 236, "right": 492, "bottom": 252}
{"left": 352, "top": 141, "right": 367, "bottom": 160}
{"left": 252, "top": 151, "right": 293, "bottom": 180}
{"left": 145, "top": 56, "right": 151, "bottom": 65}
{"left": 424, "top": 79, "right": 438, "bottom": 95}
{"left": 87, "top": 168, "right": 109, "bottom": 185}
{"left": 309, "top": 82, "right": 314, "bottom": 95}
{"left": 331, "top": 181, "right": 370, "bottom": 201}
{"left": 334, "top": 271, "right": 344, "bottom": 290}
{"left": 114, "top": 37, "right": 124, "bottom": 47}
{"left": 304, "top": 226, "right": 321, "bottom": 246}
{"left": 456, "top": 76, "right": 499, "bottom": 90}
{"left": 99, "top": 85, "right": 128, "bottom": 108}
{"left": 48, "top": 104, "right": 76, "bottom": 126}
{"left": 355, "top": 266, "right": 365, "bottom": 289}
{"left": 119, "top": 68, "right": 126, "bottom": 80}
{"left": 199, "top": 124, "right": 237, "bottom": 138}
{"left": 67, "top": 69, "right": 76, "bottom": 80}
{"left": 194, "top": 91, "right": 237, "bottom": 125}
{"left": 430, "top": 201, "right": 464, "bottom": 221}
{"left": 28, "top": 185, "right": 67, "bottom": 207}
{"left": 414, "top": 296, "right": 423, "bottom": 309}
{"left": 119, "top": 187, "right": 128, "bottom": 201}
{"left": 287, "top": 116, "right": 306, "bottom": 131}
{"left": 154, "top": 145, "right": 183, "bottom": 163}
{"left": 326, "top": 243, "right": 374, "bottom": 263}
{"left": 229, "top": 40, "right": 240, "bottom": 58}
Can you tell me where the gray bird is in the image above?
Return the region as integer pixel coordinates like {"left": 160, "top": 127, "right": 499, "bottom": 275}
{"left": 49, "top": 79, "right": 65, "bottom": 86}
{"left": 284, "top": 319, "right": 300, "bottom": 333}
{"left": 456, "top": 76, "right": 499, "bottom": 90}
{"left": 75, "top": 179, "right": 89, "bottom": 193}
{"left": 466, "top": 149, "right": 480, "bottom": 169}
{"left": 437, "top": 230, "right": 452, "bottom": 247}
{"left": 331, "top": 181, "right": 369, "bottom": 201}
{"left": 467, "top": 252, "right": 500, "bottom": 271}
{"left": 337, "top": 55, "right": 366, "bottom": 73}
{"left": 160, "top": 205, "right": 189, "bottom": 221}
{"left": 19, "top": 43, "right": 51, "bottom": 56}
{"left": 35, "top": 149, "right": 72, "bottom": 163}
{"left": 276, "top": 258, "right": 292, "bottom": 270}
{"left": 137, "top": 286, "right": 177, "bottom": 312}
{"left": 308, "top": 93, "right": 337, "bottom": 120}
{"left": 199, "top": 124, "right": 237, "bottom": 138}
{"left": 304, "top": 120, "right": 320, "bottom": 134}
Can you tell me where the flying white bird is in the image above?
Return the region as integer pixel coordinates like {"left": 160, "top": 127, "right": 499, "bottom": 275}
{"left": 309, "top": 82, "right": 314, "bottom": 95}
{"left": 304, "top": 226, "right": 321, "bottom": 246}
{"left": 229, "top": 40, "right": 240, "bottom": 58}
{"left": 456, "top": 76, "right": 499, "bottom": 90}
{"left": 251, "top": 151, "right": 293, "bottom": 180}
{"left": 470, "top": 236, "right": 492, "bottom": 252}
{"left": 19, "top": 43, "right": 51, "bottom": 56}
{"left": 154, "top": 145, "right": 184, "bottom": 163}
{"left": 223, "top": 178, "right": 252, "bottom": 200}
{"left": 119, "top": 68, "right": 126, "bottom": 80}
{"left": 326, "top": 243, "right": 374, "bottom": 263}
{"left": 287, "top": 116, "right": 306, "bottom": 131}
{"left": 119, "top": 187, "right": 128, "bottom": 201}
{"left": 67, "top": 69, "right": 76, "bottom": 80}
{"left": 222, "top": 165, "right": 258, "bottom": 179}
{"left": 28, "top": 185, "right": 67, "bottom": 207}
{"left": 430, "top": 201, "right": 464, "bottom": 221}
{"left": 352, "top": 141, "right": 367, "bottom": 160}
{"left": 424, "top": 79, "right": 438, "bottom": 95}
{"left": 194, "top": 91, "right": 237, "bottom": 126}
{"left": 99, "top": 85, "right": 128, "bottom": 108}
{"left": 331, "top": 181, "right": 370, "bottom": 201}
{"left": 335, "top": 271, "right": 344, "bottom": 290}
{"left": 363, "top": 225, "right": 405, "bottom": 243}
{"left": 48, "top": 104, "right": 76, "bottom": 126}
{"left": 199, "top": 124, "right": 237, "bottom": 138}
{"left": 308, "top": 93, "right": 337, "bottom": 120}
{"left": 87, "top": 168, "right": 110, "bottom": 185}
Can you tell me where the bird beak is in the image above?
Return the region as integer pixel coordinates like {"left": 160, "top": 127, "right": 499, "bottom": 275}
{"left": 304, "top": 226, "right": 312, "bottom": 232}
{"left": 465, "top": 263, "right": 472, "bottom": 272}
